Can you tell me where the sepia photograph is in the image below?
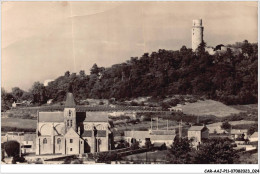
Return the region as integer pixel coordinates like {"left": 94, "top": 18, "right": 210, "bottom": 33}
{"left": 1, "top": 1, "right": 259, "bottom": 173}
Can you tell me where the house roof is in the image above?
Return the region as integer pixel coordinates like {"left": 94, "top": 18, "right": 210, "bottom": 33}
{"left": 231, "top": 129, "right": 248, "bottom": 134}
{"left": 151, "top": 130, "right": 176, "bottom": 135}
{"left": 151, "top": 134, "right": 176, "bottom": 141}
{"left": 38, "top": 112, "right": 64, "bottom": 122}
{"left": 65, "top": 93, "right": 76, "bottom": 107}
{"left": 250, "top": 132, "right": 258, "bottom": 138}
{"left": 188, "top": 126, "right": 207, "bottom": 131}
{"left": 84, "top": 112, "right": 108, "bottom": 122}
{"left": 24, "top": 133, "right": 36, "bottom": 141}
{"left": 124, "top": 130, "right": 175, "bottom": 141}
{"left": 124, "top": 131, "right": 150, "bottom": 139}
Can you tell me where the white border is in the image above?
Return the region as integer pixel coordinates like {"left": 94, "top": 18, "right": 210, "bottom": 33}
{"left": 1, "top": 164, "right": 259, "bottom": 173}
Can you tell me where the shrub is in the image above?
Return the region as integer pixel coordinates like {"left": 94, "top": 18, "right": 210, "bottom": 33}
{"left": 3, "top": 141, "right": 20, "bottom": 157}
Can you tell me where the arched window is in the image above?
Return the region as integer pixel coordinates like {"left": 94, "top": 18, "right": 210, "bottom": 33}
{"left": 67, "top": 120, "right": 69, "bottom": 126}
{"left": 57, "top": 138, "right": 61, "bottom": 144}
{"left": 43, "top": 138, "right": 47, "bottom": 144}
{"left": 68, "top": 110, "right": 72, "bottom": 116}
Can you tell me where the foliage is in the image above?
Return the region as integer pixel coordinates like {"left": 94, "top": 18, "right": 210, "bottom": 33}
{"left": 221, "top": 121, "right": 231, "bottom": 130}
{"left": 96, "top": 152, "right": 121, "bottom": 163}
{"left": 192, "top": 138, "right": 238, "bottom": 164}
{"left": 167, "top": 137, "right": 238, "bottom": 164}
{"left": 167, "top": 136, "right": 193, "bottom": 164}
{"left": 3, "top": 141, "right": 20, "bottom": 157}
{"left": 2, "top": 40, "right": 258, "bottom": 107}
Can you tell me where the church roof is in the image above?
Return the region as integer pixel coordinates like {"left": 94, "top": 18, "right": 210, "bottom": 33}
{"left": 84, "top": 112, "right": 108, "bottom": 122}
{"left": 38, "top": 112, "right": 64, "bottom": 122}
{"left": 65, "top": 93, "right": 76, "bottom": 107}
{"left": 188, "top": 126, "right": 208, "bottom": 131}
{"left": 64, "top": 127, "right": 80, "bottom": 137}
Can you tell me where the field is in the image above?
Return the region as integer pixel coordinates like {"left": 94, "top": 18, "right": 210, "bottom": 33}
{"left": 1, "top": 117, "right": 37, "bottom": 130}
{"left": 208, "top": 120, "right": 257, "bottom": 127}
{"left": 181, "top": 100, "right": 242, "bottom": 117}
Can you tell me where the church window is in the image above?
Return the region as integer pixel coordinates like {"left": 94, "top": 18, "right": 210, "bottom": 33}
{"left": 68, "top": 110, "right": 72, "bottom": 116}
{"left": 70, "top": 148, "right": 72, "bottom": 151}
{"left": 70, "top": 139, "right": 73, "bottom": 143}
{"left": 43, "top": 138, "right": 47, "bottom": 144}
{"left": 67, "top": 120, "right": 69, "bottom": 126}
{"left": 57, "top": 138, "right": 61, "bottom": 144}
{"left": 70, "top": 120, "right": 72, "bottom": 127}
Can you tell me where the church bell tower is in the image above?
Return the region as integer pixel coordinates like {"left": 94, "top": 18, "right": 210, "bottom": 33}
{"left": 64, "top": 92, "right": 76, "bottom": 133}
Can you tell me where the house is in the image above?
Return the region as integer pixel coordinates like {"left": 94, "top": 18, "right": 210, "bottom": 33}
{"left": 188, "top": 125, "right": 209, "bottom": 148}
{"left": 168, "top": 104, "right": 183, "bottom": 112}
{"left": 47, "top": 99, "right": 53, "bottom": 105}
{"left": 124, "top": 130, "right": 176, "bottom": 147}
{"left": 249, "top": 132, "right": 258, "bottom": 142}
{"left": 21, "top": 133, "right": 36, "bottom": 154}
{"left": 207, "top": 125, "right": 228, "bottom": 134}
{"left": 230, "top": 129, "right": 248, "bottom": 140}
{"left": 36, "top": 92, "right": 114, "bottom": 156}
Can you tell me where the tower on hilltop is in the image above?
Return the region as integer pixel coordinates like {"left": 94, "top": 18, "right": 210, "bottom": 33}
{"left": 192, "top": 19, "right": 204, "bottom": 51}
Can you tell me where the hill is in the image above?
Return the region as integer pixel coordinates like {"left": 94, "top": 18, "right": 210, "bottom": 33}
{"left": 2, "top": 40, "right": 257, "bottom": 111}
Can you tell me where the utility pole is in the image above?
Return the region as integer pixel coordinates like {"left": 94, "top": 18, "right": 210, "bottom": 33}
{"left": 151, "top": 117, "right": 153, "bottom": 130}
{"left": 157, "top": 117, "right": 158, "bottom": 130}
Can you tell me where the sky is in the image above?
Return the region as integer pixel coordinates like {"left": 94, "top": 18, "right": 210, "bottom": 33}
{"left": 1, "top": 1, "right": 258, "bottom": 91}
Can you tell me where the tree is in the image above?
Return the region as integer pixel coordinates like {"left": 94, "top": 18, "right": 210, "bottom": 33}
{"left": 64, "top": 71, "right": 70, "bottom": 77}
{"left": 30, "top": 82, "right": 47, "bottom": 104}
{"left": 3, "top": 141, "right": 20, "bottom": 157}
{"left": 167, "top": 136, "right": 193, "bottom": 164}
{"left": 90, "top": 63, "right": 100, "bottom": 75}
{"left": 193, "top": 138, "right": 238, "bottom": 164}
{"left": 221, "top": 121, "right": 231, "bottom": 130}
{"left": 11, "top": 87, "right": 24, "bottom": 101}
{"left": 1, "top": 88, "right": 14, "bottom": 111}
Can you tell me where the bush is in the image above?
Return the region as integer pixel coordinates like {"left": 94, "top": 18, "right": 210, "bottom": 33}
{"left": 3, "top": 141, "right": 20, "bottom": 157}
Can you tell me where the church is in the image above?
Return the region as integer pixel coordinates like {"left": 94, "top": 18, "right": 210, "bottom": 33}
{"left": 35, "top": 92, "right": 113, "bottom": 155}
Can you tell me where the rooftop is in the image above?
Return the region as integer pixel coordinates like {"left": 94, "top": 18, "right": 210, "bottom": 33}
{"left": 84, "top": 112, "right": 108, "bottom": 122}
{"left": 65, "top": 93, "right": 76, "bottom": 107}
{"left": 250, "top": 132, "right": 258, "bottom": 138}
{"left": 188, "top": 126, "right": 207, "bottom": 131}
{"left": 38, "top": 112, "right": 64, "bottom": 122}
{"left": 231, "top": 129, "right": 248, "bottom": 134}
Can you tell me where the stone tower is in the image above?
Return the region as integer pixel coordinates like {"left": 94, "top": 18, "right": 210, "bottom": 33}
{"left": 64, "top": 92, "right": 76, "bottom": 133}
{"left": 192, "top": 19, "right": 204, "bottom": 51}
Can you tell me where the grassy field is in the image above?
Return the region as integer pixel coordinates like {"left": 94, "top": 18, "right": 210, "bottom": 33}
{"left": 208, "top": 120, "right": 257, "bottom": 127}
{"left": 181, "top": 100, "right": 242, "bottom": 117}
{"left": 1, "top": 117, "right": 37, "bottom": 129}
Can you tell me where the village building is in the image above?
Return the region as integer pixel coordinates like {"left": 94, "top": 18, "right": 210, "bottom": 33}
{"left": 249, "top": 132, "right": 258, "bottom": 143}
{"left": 124, "top": 130, "right": 176, "bottom": 147}
{"left": 188, "top": 125, "right": 209, "bottom": 148}
{"left": 1, "top": 132, "right": 36, "bottom": 155}
{"left": 36, "top": 92, "right": 113, "bottom": 155}
{"left": 230, "top": 129, "right": 248, "bottom": 140}
{"left": 207, "top": 125, "right": 228, "bottom": 134}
